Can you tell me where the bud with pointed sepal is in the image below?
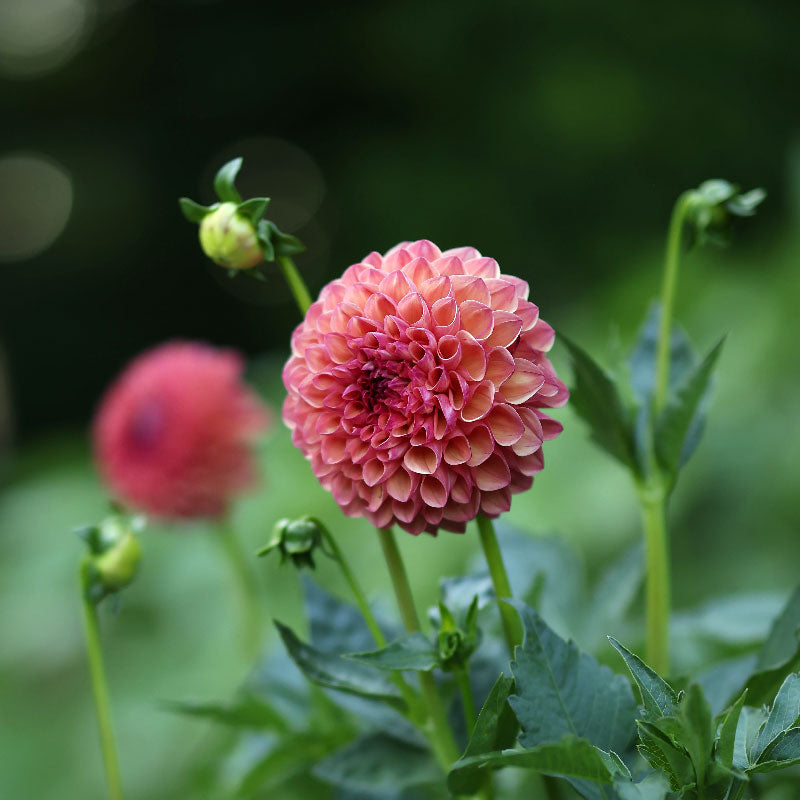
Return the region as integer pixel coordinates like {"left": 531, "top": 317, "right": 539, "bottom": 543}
{"left": 258, "top": 516, "right": 324, "bottom": 570}
{"left": 179, "top": 157, "right": 305, "bottom": 277}
{"left": 683, "top": 179, "right": 766, "bottom": 248}
{"left": 77, "top": 508, "right": 144, "bottom": 604}
{"left": 436, "top": 595, "right": 481, "bottom": 671}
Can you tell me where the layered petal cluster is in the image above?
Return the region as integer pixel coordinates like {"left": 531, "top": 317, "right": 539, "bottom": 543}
{"left": 94, "top": 341, "right": 268, "bottom": 519}
{"left": 283, "top": 240, "right": 568, "bottom": 535}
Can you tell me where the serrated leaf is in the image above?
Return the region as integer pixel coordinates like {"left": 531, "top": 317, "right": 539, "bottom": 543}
{"left": 165, "top": 693, "right": 288, "bottom": 732}
{"left": 451, "top": 674, "right": 519, "bottom": 794}
{"left": 347, "top": 632, "right": 438, "bottom": 671}
{"left": 178, "top": 196, "right": 213, "bottom": 222}
{"left": 637, "top": 721, "right": 694, "bottom": 790}
{"left": 609, "top": 638, "right": 678, "bottom": 720}
{"left": 274, "top": 621, "right": 406, "bottom": 711}
{"left": 560, "top": 335, "right": 639, "bottom": 473}
{"left": 213, "top": 157, "right": 243, "bottom": 203}
{"left": 315, "top": 733, "right": 441, "bottom": 794}
{"left": 716, "top": 691, "right": 747, "bottom": 769}
{"left": 509, "top": 602, "right": 637, "bottom": 754}
{"left": 448, "top": 735, "right": 619, "bottom": 796}
{"left": 751, "top": 673, "right": 800, "bottom": 763}
{"left": 237, "top": 196, "right": 270, "bottom": 225}
{"left": 654, "top": 337, "right": 725, "bottom": 474}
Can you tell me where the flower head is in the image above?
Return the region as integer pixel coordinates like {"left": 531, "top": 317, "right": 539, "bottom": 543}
{"left": 283, "top": 240, "right": 568, "bottom": 535}
{"left": 94, "top": 341, "right": 268, "bottom": 520}
{"left": 199, "top": 202, "right": 264, "bottom": 269}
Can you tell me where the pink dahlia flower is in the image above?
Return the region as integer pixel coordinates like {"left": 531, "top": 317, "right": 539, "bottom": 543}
{"left": 94, "top": 341, "right": 268, "bottom": 520}
{"left": 283, "top": 240, "right": 568, "bottom": 535}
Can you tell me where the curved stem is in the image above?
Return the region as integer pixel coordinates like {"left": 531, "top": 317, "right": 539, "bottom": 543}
{"left": 654, "top": 191, "right": 694, "bottom": 416}
{"left": 277, "top": 255, "right": 312, "bottom": 315}
{"left": 217, "top": 519, "right": 262, "bottom": 659}
{"left": 639, "top": 486, "right": 671, "bottom": 675}
{"left": 80, "top": 568, "right": 125, "bottom": 800}
{"left": 377, "top": 528, "right": 461, "bottom": 772}
{"left": 476, "top": 515, "right": 522, "bottom": 657}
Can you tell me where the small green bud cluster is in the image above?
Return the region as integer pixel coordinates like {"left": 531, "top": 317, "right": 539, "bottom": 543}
{"left": 259, "top": 516, "right": 325, "bottom": 570}
{"left": 179, "top": 158, "right": 305, "bottom": 278}
{"left": 683, "top": 179, "right": 766, "bottom": 248}
{"left": 77, "top": 510, "right": 144, "bottom": 604}
{"left": 436, "top": 595, "right": 481, "bottom": 672}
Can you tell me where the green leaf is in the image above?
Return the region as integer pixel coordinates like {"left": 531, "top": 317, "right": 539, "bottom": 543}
{"left": 715, "top": 691, "right": 747, "bottom": 770}
{"left": 451, "top": 674, "right": 519, "bottom": 794}
{"left": 347, "top": 632, "right": 438, "bottom": 671}
{"left": 749, "top": 727, "right": 800, "bottom": 772}
{"left": 164, "top": 693, "right": 288, "bottom": 732}
{"left": 274, "top": 621, "right": 406, "bottom": 711}
{"left": 637, "top": 721, "right": 694, "bottom": 790}
{"left": 732, "top": 705, "right": 769, "bottom": 770}
{"left": 676, "top": 684, "right": 714, "bottom": 786}
{"left": 560, "top": 335, "right": 639, "bottom": 473}
{"left": 751, "top": 673, "right": 800, "bottom": 763}
{"left": 448, "top": 735, "right": 620, "bottom": 796}
{"left": 613, "top": 773, "right": 671, "bottom": 800}
{"left": 726, "top": 187, "right": 766, "bottom": 217}
{"left": 509, "top": 602, "right": 637, "bottom": 753}
{"left": 213, "top": 157, "right": 243, "bottom": 203}
{"left": 314, "top": 733, "right": 440, "bottom": 794}
{"left": 654, "top": 337, "right": 725, "bottom": 474}
{"left": 608, "top": 638, "right": 678, "bottom": 720}
{"left": 178, "top": 196, "right": 213, "bottom": 223}
{"left": 237, "top": 196, "right": 270, "bottom": 225}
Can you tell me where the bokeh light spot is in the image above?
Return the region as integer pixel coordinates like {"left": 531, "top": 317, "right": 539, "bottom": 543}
{"left": 0, "top": 154, "right": 73, "bottom": 263}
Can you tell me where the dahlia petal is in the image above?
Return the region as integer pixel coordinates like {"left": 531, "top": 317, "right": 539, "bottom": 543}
{"left": 398, "top": 292, "right": 430, "bottom": 326}
{"left": 315, "top": 411, "right": 341, "bottom": 435}
{"left": 305, "top": 345, "right": 329, "bottom": 373}
{"left": 535, "top": 410, "right": 564, "bottom": 440}
{"left": 432, "top": 255, "right": 466, "bottom": 276}
{"left": 382, "top": 248, "right": 412, "bottom": 271}
{"left": 403, "top": 445, "right": 439, "bottom": 474}
{"left": 443, "top": 433, "right": 471, "bottom": 465}
{"left": 362, "top": 251, "right": 382, "bottom": 268}
{"left": 457, "top": 332, "right": 487, "bottom": 381}
{"left": 343, "top": 282, "right": 373, "bottom": 309}
{"left": 323, "top": 332, "right": 352, "bottom": 364}
{"left": 524, "top": 320, "right": 556, "bottom": 351}
{"left": 502, "top": 358, "right": 547, "bottom": 404}
{"left": 480, "top": 486, "right": 512, "bottom": 515}
{"left": 464, "top": 257, "right": 500, "bottom": 280}
{"left": 515, "top": 300, "right": 540, "bottom": 331}
{"left": 419, "top": 275, "right": 452, "bottom": 306}
{"left": 364, "top": 292, "right": 397, "bottom": 321}
{"left": 466, "top": 424, "right": 493, "bottom": 466}
{"left": 450, "top": 274, "right": 491, "bottom": 306}
{"left": 448, "top": 372, "right": 468, "bottom": 410}
{"left": 485, "top": 311, "right": 523, "bottom": 348}
{"left": 432, "top": 296, "right": 459, "bottom": 331}
{"left": 371, "top": 500, "right": 394, "bottom": 529}
{"left": 393, "top": 497, "right": 422, "bottom": 524}
{"left": 421, "top": 474, "right": 448, "bottom": 507}
{"left": 441, "top": 246, "right": 481, "bottom": 262}
{"left": 406, "top": 239, "right": 442, "bottom": 260}
{"left": 473, "top": 453, "right": 511, "bottom": 491}
{"left": 486, "top": 403, "right": 525, "bottom": 446}
{"left": 423, "top": 505, "right": 444, "bottom": 525}
{"left": 437, "top": 335, "right": 461, "bottom": 368}
{"left": 516, "top": 449, "right": 545, "bottom": 476}
{"left": 386, "top": 467, "right": 414, "bottom": 501}
{"left": 402, "top": 256, "right": 436, "bottom": 286}
{"left": 485, "top": 278, "right": 519, "bottom": 312}
{"left": 506, "top": 276, "right": 530, "bottom": 299}
{"left": 485, "top": 347, "right": 515, "bottom": 387}
{"left": 459, "top": 300, "right": 494, "bottom": 340}
{"left": 363, "top": 457, "right": 397, "bottom": 486}
{"left": 460, "top": 380, "right": 495, "bottom": 422}
{"left": 379, "top": 270, "right": 416, "bottom": 302}
{"left": 513, "top": 407, "right": 544, "bottom": 456}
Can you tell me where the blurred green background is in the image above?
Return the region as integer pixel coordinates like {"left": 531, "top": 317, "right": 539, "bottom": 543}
{"left": 1, "top": 0, "right": 800, "bottom": 797}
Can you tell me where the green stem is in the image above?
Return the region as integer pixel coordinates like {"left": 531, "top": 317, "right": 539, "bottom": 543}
{"left": 639, "top": 486, "right": 671, "bottom": 675}
{"left": 476, "top": 515, "right": 522, "bottom": 657}
{"left": 654, "top": 190, "right": 694, "bottom": 416}
{"left": 455, "top": 667, "right": 477, "bottom": 734}
{"left": 377, "top": 528, "right": 461, "bottom": 772}
{"left": 80, "top": 568, "right": 125, "bottom": 800}
{"left": 217, "top": 519, "right": 262, "bottom": 659}
{"left": 277, "top": 255, "right": 312, "bottom": 315}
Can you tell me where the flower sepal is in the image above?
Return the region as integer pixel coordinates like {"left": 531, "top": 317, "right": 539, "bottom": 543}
{"left": 436, "top": 596, "right": 481, "bottom": 672}
{"left": 77, "top": 508, "right": 144, "bottom": 604}
{"left": 259, "top": 516, "right": 325, "bottom": 570}
{"left": 683, "top": 179, "right": 766, "bottom": 248}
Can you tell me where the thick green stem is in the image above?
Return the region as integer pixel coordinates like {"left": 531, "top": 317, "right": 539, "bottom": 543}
{"left": 217, "top": 520, "right": 262, "bottom": 659}
{"left": 80, "top": 570, "right": 125, "bottom": 800}
{"left": 639, "top": 486, "right": 671, "bottom": 675}
{"left": 476, "top": 515, "right": 522, "bottom": 657}
{"left": 277, "top": 255, "right": 312, "bottom": 315}
{"left": 654, "top": 191, "right": 694, "bottom": 416}
{"left": 377, "top": 528, "right": 460, "bottom": 772}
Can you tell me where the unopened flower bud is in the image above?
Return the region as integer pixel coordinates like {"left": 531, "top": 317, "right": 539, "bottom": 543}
{"left": 259, "top": 516, "right": 324, "bottom": 570}
{"left": 436, "top": 596, "right": 480, "bottom": 671}
{"left": 78, "top": 511, "right": 144, "bottom": 603}
{"left": 199, "top": 203, "right": 264, "bottom": 269}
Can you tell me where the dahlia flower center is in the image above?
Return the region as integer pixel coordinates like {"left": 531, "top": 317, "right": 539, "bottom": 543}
{"left": 357, "top": 359, "right": 411, "bottom": 416}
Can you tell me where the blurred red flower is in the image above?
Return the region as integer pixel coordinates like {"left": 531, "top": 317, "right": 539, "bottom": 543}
{"left": 94, "top": 341, "right": 268, "bottom": 519}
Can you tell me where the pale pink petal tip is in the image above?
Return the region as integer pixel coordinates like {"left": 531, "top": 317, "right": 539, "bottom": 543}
{"left": 282, "top": 240, "right": 568, "bottom": 536}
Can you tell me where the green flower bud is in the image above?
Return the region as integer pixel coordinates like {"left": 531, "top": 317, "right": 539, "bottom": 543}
{"left": 258, "top": 516, "right": 324, "bottom": 570}
{"left": 435, "top": 596, "right": 481, "bottom": 671}
{"left": 78, "top": 511, "right": 144, "bottom": 604}
{"left": 198, "top": 202, "right": 264, "bottom": 269}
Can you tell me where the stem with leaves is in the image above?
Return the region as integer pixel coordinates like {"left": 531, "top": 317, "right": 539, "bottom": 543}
{"left": 376, "top": 528, "right": 461, "bottom": 772}
{"left": 476, "top": 515, "right": 522, "bottom": 657}
{"left": 80, "top": 564, "right": 125, "bottom": 800}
